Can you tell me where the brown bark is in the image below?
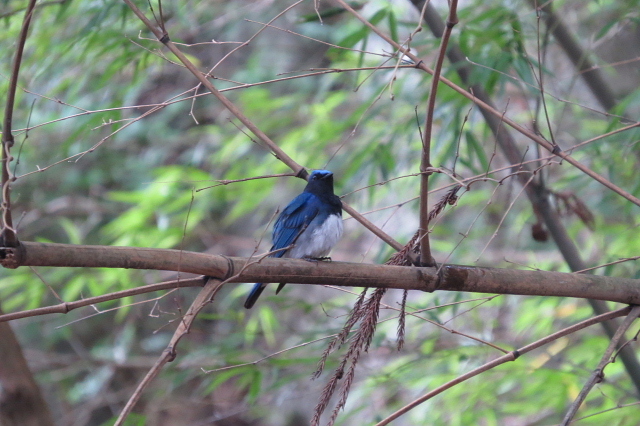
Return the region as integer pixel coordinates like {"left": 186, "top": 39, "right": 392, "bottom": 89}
{"left": 2, "top": 241, "right": 640, "bottom": 306}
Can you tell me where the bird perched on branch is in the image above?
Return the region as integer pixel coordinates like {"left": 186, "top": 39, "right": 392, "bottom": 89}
{"left": 244, "top": 170, "right": 343, "bottom": 309}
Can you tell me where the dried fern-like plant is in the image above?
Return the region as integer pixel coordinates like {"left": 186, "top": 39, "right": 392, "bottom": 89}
{"left": 311, "top": 186, "right": 461, "bottom": 425}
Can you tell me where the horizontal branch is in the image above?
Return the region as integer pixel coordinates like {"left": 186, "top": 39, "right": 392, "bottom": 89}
{"left": 2, "top": 242, "right": 640, "bottom": 305}
{"left": 0, "top": 277, "right": 204, "bottom": 323}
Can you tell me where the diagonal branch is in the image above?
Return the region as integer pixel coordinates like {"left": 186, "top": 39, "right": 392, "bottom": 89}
{"left": 0, "top": 277, "right": 204, "bottom": 323}
{"left": 527, "top": 0, "right": 617, "bottom": 112}
{"left": 123, "top": 0, "right": 302, "bottom": 175}
{"left": 411, "top": 0, "right": 640, "bottom": 396}
{"left": 121, "top": 0, "right": 403, "bottom": 252}
{"left": 114, "top": 277, "right": 224, "bottom": 426}
{"left": 334, "top": 0, "right": 640, "bottom": 207}
{"left": 375, "top": 306, "right": 633, "bottom": 426}
{"left": 561, "top": 305, "right": 640, "bottom": 425}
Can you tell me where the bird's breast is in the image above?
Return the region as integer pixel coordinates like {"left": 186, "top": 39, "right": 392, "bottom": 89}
{"left": 286, "top": 214, "right": 343, "bottom": 259}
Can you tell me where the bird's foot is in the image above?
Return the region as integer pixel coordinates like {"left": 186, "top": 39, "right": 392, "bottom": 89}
{"left": 303, "top": 256, "right": 332, "bottom": 262}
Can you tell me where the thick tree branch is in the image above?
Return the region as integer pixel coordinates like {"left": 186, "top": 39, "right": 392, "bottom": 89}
{"left": 3, "top": 241, "right": 640, "bottom": 307}
{"left": 0, "top": 312, "right": 55, "bottom": 426}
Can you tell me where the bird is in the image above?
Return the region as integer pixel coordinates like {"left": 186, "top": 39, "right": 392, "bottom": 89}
{"left": 244, "top": 170, "right": 343, "bottom": 309}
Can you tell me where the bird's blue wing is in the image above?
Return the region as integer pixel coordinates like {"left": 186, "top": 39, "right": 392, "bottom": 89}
{"left": 270, "top": 192, "right": 319, "bottom": 258}
{"left": 245, "top": 193, "right": 319, "bottom": 309}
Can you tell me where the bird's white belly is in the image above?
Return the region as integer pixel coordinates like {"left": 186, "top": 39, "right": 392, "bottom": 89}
{"left": 286, "top": 214, "right": 343, "bottom": 259}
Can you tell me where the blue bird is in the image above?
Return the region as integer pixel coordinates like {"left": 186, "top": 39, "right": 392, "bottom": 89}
{"left": 244, "top": 170, "right": 343, "bottom": 309}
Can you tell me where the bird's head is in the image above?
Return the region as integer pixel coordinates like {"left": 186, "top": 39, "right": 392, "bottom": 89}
{"left": 304, "top": 169, "right": 335, "bottom": 195}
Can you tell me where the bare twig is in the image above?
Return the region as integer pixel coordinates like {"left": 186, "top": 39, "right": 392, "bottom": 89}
{"left": 122, "top": 0, "right": 403, "bottom": 253}
{"left": 574, "top": 256, "right": 640, "bottom": 275}
{"left": 335, "top": 0, "right": 640, "bottom": 207}
{"left": 0, "top": 277, "right": 204, "bottom": 323}
{"left": 561, "top": 305, "right": 640, "bottom": 425}
{"left": 114, "top": 277, "right": 224, "bottom": 425}
{"left": 531, "top": 5, "right": 557, "bottom": 149}
{"left": 245, "top": 19, "right": 391, "bottom": 58}
{"left": 527, "top": 0, "right": 617, "bottom": 112}
{"left": 195, "top": 173, "right": 296, "bottom": 191}
{"left": 375, "top": 306, "right": 633, "bottom": 426}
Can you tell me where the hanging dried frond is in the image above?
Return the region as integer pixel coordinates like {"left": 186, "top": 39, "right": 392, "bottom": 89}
{"left": 311, "top": 185, "right": 460, "bottom": 425}
{"left": 551, "top": 190, "right": 596, "bottom": 230}
{"left": 397, "top": 289, "right": 408, "bottom": 350}
{"left": 313, "top": 288, "right": 368, "bottom": 380}
{"left": 429, "top": 184, "right": 461, "bottom": 222}
{"left": 386, "top": 185, "right": 460, "bottom": 267}
{"left": 387, "top": 230, "right": 419, "bottom": 266}
{"left": 311, "top": 288, "right": 386, "bottom": 426}
{"left": 386, "top": 185, "right": 460, "bottom": 348}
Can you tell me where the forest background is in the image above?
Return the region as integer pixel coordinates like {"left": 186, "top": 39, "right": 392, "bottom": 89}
{"left": 2, "top": 0, "right": 640, "bottom": 425}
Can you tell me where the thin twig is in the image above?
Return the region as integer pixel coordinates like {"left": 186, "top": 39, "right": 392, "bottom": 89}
{"left": 114, "top": 278, "right": 224, "bottom": 426}
{"left": 561, "top": 305, "right": 640, "bottom": 425}
{"left": 121, "top": 0, "right": 403, "bottom": 253}
{"left": 0, "top": 0, "right": 65, "bottom": 19}
{"left": 333, "top": 0, "right": 640, "bottom": 208}
{"left": 573, "top": 256, "right": 640, "bottom": 275}
{"left": 0, "top": 277, "right": 204, "bottom": 323}
{"left": 195, "top": 173, "right": 296, "bottom": 191}
{"left": 375, "top": 306, "right": 633, "bottom": 426}
{"left": 532, "top": 4, "right": 557, "bottom": 147}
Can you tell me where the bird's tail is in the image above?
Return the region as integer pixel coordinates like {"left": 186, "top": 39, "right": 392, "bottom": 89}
{"left": 244, "top": 283, "right": 266, "bottom": 309}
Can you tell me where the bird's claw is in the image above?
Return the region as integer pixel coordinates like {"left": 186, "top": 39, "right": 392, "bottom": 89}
{"left": 303, "top": 256, "right": 332, "bottom": 262}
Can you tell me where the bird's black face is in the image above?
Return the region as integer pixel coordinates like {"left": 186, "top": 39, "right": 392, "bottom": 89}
{"left": 305, "top": 170, "right": 335, "bottom": 195}
{"left": 311, "top": 171, "right": 332, "bottom": 181}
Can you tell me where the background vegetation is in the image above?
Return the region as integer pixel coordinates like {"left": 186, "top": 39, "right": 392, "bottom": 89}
{"left": 1, "top": 0, "right": 640, "bottom": 425}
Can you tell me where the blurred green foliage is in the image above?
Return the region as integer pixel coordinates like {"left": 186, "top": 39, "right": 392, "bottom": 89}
{"left": 1, "top": 0, "right": 640, "bottom": 425}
